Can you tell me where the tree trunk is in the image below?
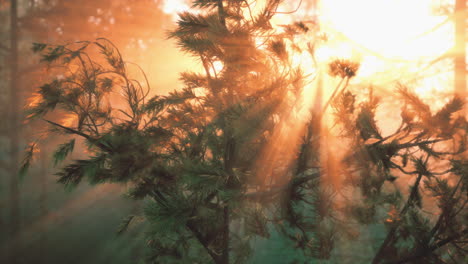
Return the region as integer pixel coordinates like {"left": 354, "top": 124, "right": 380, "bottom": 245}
{"left": 455, "top": 0, "right": 466, "bottom": 96}
{"left": 221, "top": 206, "right": 229, "bottom": 264}
{"left": 8, "top": 0, "right": 20, "bottom": 263}
{"left": 217, "top": 2, "right": 230, "bottom": 263}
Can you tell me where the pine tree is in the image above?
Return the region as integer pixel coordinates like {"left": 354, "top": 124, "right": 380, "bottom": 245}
{"left": 23, "top": 0, "right": 321, "bottom": 262}
{"left": 23, "top": 1, "right": 467, "bottom": 263}
{"left": 331, "top": 85, "right": 468, "bottom": 263}
{"left": 0, "top": 1, "right": 168, "bottom": 262}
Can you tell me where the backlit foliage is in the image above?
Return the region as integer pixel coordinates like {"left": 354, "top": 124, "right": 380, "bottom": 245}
{"left": 23, "top": 1, "right": 467, "bottom": 263}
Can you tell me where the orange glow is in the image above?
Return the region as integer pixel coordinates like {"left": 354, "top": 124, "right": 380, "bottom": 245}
{"left": 27, "top": 92, "right": 42, "bottom": 108}
{"left": 162, "top": 0, "right": 189, "bottom": 16}
{"left": 60, "top": 114, "right": 77, "bottom": 128}
{"left": 263, "top": 0, "right": 455, "bottom": 127}
{"left": 256, "top": 0, "right": 459, "bottom": 187}
{"left": 271, "top": 0, "right": 455, "bottom": 108}
{"left": 385, "top": 205, "right": 401, "bottom": 223}
{"left": 156, "top": 0, "right": 459, "bottom": 188}
{"left": 212, "top": 61, "right": 224, "bottom": 75}
{"left": 321, "top": 0, "right": 452, "bottom": 58}
{"left": 159, "top": 0, "right": 455, "bottom": 100}
{"left": 318, "top": 0, "right": 454, "bottom": 100}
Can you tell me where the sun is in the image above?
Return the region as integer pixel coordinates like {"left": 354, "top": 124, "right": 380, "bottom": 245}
{"left": 320, "top": 0, "right": 452, "bottom": 58}
{"left": 161, "top": 0, "right": 190, "bottom": 17}
{"left": 280, "top": 0, "right": 456, "bottom": 122}
{"left": 318, "top": 0, "right": 454, "bottom": 98}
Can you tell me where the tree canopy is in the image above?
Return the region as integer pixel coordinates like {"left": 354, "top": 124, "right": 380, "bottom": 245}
{"left": 23, "top": 1, "right": 467, "bottom": 263}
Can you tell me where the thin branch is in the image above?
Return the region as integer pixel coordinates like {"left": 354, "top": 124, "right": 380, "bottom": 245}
{"left": 273, "top": 0, "right": 302, "bottom": 14}
{"left": 322, "top": 76, "right": 347, "bottom": 114}
{"left": 244, "top": 171, "right": 320, "bottom": 201}
{"left": 372, "top": 171, "right": 425, "bottom": 264}
{"left": 396, "top": 139, "right": 449, "bottom": 150}
{"left": 43, "top": 119, "right": 113, "bottom": 153}
{"left": 427, "top": 177, "right": 464, "bottom": 242}
{"left": 391, "top": 229, "right": 468, "bottom": 264}
{"left": 242, "top": 0, "right": 254, "bottom": 21}
{"left": 186, "top": 221, "right": 222, "bottom": 263}
{"left": 217, "top": 0, "right": 226, "bottom": 27}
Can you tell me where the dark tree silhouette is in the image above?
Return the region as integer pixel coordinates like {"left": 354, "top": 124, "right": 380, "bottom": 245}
{"left": 23, "top": 1, "right": 467, "bottom": 263}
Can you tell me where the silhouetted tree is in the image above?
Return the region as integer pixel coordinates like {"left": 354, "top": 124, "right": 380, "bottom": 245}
{"left": 1, "top": 0, "right": 169, "bottom": 263}
{"left": 23, "top": 1, "right": 468, "bottom": 263}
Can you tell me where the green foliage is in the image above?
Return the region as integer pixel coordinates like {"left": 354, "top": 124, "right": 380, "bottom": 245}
{"left": 350, "top": 204, "right": 376, "bottom": 225}
{"left": 56, "top": 154, "right": 109, "bottom": 188}
{"left": 245, "top": 207, "right": 270, "bottom": 238}
{"left": 24, "top": 1, "right": 468, "bottom": 263}
{"left": 18, "top": 142, "right": 37, "bottom": 179}
{"left": 31, "top": 42, "right": 47, "bottom": 53}
{"left": 144, "top": 196, "right": 192, "bottom": 233}
{"left": 356, "top": 104, "right": 382, "bottom": 140}
{"left": 26, "top": 2, "right": 319, "bottom": 262}
{"left": 333, "top": 85, "right": 467, "bottom": 263}
{"left": 52, "top": 139, "right": 75, "bottom": 166}
{"left": 40, "top": 45, "right": 66, "bottom": 62}
{"left": 117, "top": 215, "right": 136, "bottom": 235}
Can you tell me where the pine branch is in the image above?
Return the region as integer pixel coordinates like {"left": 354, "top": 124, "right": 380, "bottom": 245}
{"left": 244, "top": 170, "right": 320, "bottom": 201}
{"left": 371, "top": 170, "right": 425, "bottom": 264}
{"left": 322, "top": 76, "right": 346, "bottom": 114}
{"left": 192, "top": 0, "right": 219, "bottom": 9}
{"left": 117, "top": 215, "right": 135, "bottom": 235}
{"left": 43, "top": 119, "right": 113, "bottom": 153}
{"left": 186, "top": 221, "right": 222, "bottom": 263}
{"left": 427, "top": 177, "right": 464, "bottom": 244}
{"left": 147, "top": 189, "right": 221, "bottom": 262}
{"left": 272, "top": 0, "right": 303, "bottom": 14}
{"left": 396, "top": 139, "right": 449, "bottom": 150}
{"left": 391, "top": 229, "right": 468, "bottom": 264}
{"left": 53, "top": 139, "right": 75, "bottom": 166}
{"left": 19, "top": 142, "right": 37, "bottom": 179}
{"left": 216, "top": 0, "right": 226, "bottom": 27}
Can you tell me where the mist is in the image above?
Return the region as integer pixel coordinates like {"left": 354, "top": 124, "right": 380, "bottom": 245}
{"left": 1, "top": 1, "right": 466, "bottom": 263}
